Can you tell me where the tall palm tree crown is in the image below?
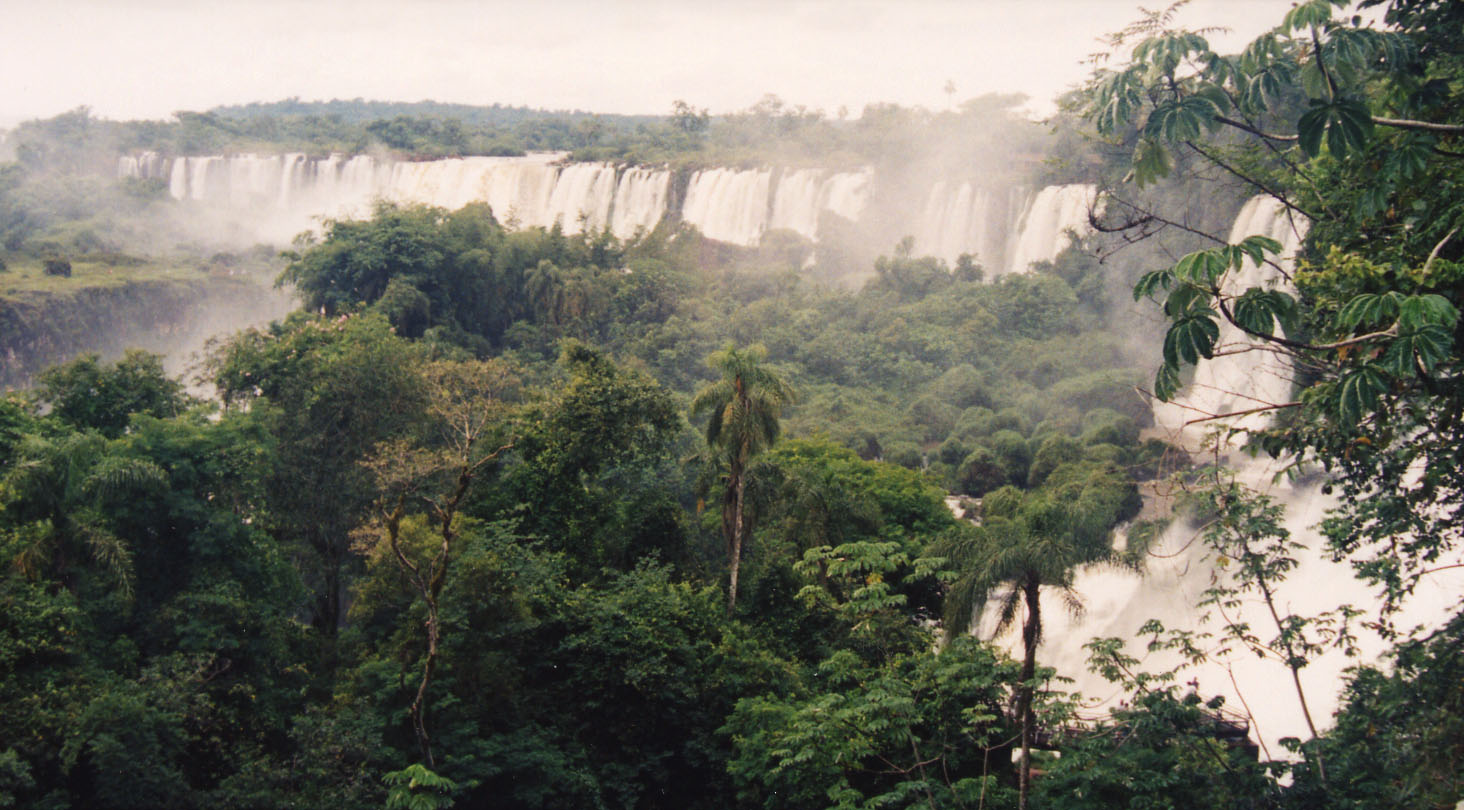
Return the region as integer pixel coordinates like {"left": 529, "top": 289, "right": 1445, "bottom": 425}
{"left": 691, "top": 344, "right": 794, "bottom": 612}
{"left": 935, "top": 463, "right": 1138, "bottom": 810}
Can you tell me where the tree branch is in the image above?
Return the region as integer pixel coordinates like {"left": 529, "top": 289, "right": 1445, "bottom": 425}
{"left": 1183, "top": 141, "right": 1315, "bottom": 220}
{"left": 1375, "top": 116, "right": 1464, "bottom": 135}
{"left": 1182, "top": 401, "right": 1302, "bottom": 427}
{"left": 1423, "top": 227, "right": 1459, "bottom": 275}
{"left": 1213, "top": 115, "right": 1298, "bottom": 142}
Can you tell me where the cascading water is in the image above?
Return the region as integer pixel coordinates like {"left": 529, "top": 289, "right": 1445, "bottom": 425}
{"left": 609, "top": 167, "right": 671, "bottom": 240}
{"left": 1005, "top": 184, "right": 1096, "bottom": 274}
{"left": 128, "top": 151, "right": 653, "bottom": 243}
{"left": 820, "top": 170, "right": 871, "bottom": 226}
{"left": 1151, "top": 197, "right": 1307, "bottom": 441}
{"left": 913, "top": 181, "right": 1017, "bottom": 271}
{"left": 978, "top": 195, "right": 1463, "bottom": 757}
{"left": 680, "top": 168, "right": 773, "bottom": 246}
{"left": 767, "top": 168, "right": 873, "bottom": 243}
{"left": 769, "top": 169, "right": 828, "bottom": 240}
{"left": 123, "top": 151, "right": 1083, "bottom": 275}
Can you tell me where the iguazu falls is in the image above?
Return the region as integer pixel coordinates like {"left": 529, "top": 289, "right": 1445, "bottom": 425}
{"left": 1, "top": 2, "right": 1461, "bottom": 809}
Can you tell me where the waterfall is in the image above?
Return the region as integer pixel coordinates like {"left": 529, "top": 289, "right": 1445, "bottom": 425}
{"left": 118, "top": 151, "right": 1073, "bottom": 268}
{"left": 118, "top": 150, "right": 166, "bottom": 181}
{"left": 766, "top": 168, "right": 873, "bottom": 242}
{"left": 1151, "top": 196, "right": 1308, "bottom": 442}
{"left": 977, "top": 195, "right": 1463, "bottom": 757}
{"left": 114, "top": 152, "right": 886, "bottom": 254}
{"left": 915, "top": 182, "right": 990, "bottom": 268}
{"left": 912, "top": 181, "right": 1029, "bottom": 271}
{"left": 680, "top": 168, "right": 773, "bottom": 246}
{"left": 769, "top": 169, "right": 826, "bottom": 239}
{"left": 1005, "top": 184, "right": 1096, "bottom": 274}
{"left": 384, "top": 155, "right": 560, "bottom": 223}
{"left": 544, "top": 162, "right": 617, "bottom": 234}
{"left": 821, "top": 170, "right": 871, "bottom": 225}
{"left": 123, "top": 151, "right": 623, "bottom": 242}
{"left": 609, "top": 167, "right": 672, "bottom": 240}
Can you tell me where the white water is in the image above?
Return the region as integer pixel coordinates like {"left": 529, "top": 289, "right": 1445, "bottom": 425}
{"left": 1005, "top": 184, "right": 1096, "bottom": 274}
{"left": 122, "top": 152, "right": 1096, "bottom": 275}
{"left": 128, "top": 151, "right": 670, "bottom": 244}
{"left": 913, "top": 182, "right": 1030, "bottom": 271}
{"left": 1152, "top": 197, "right": 1308, "bottom": 440}
{"left": 768, "top": 168, "right": 872, "bottom": 242}
{"left": 680, "top": 167, "right": 773, "bottom": 246}
{"left": 609, "top": 167, "right": 671, "bottom": 240}
{"left": 131, "top": 152, "right": 868, "bottom": 248}
{"left": 979, "top": 195, "right": 1464, "bottom": 758}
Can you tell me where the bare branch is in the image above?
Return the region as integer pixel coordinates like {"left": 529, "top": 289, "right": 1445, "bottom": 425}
{"left": 1374, "top": 116, "right": 1464, "bottom": 135}
{"left": 1213, "top": 115, "right": 1298, "bottom": 142}
{"left": 1423, "top": 226, "right": 1459, "bottom": 275}
{"left": 1183, "top": 402, "right": 1302, "bottom": 427}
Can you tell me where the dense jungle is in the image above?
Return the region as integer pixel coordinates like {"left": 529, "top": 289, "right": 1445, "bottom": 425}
{"left": 1, "top": 1, "right": 1462, "bottom": 808}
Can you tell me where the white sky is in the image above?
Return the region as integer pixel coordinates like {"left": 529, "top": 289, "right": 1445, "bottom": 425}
{"left": 2, "top": 0, "right": 1311, "bottom": 126}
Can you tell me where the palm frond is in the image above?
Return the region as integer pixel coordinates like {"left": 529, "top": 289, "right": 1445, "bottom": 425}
{"left": 74, "top": 518, "right": 135, "bottom": 600}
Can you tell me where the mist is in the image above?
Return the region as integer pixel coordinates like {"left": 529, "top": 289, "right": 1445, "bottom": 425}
{"left": 1, "top": 2, "right": 1456, "bottom": 802}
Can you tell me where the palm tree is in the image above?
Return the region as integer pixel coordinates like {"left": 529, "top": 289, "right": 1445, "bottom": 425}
{"left": 937, "top": 467, "right": 1135, "bottom": 810}
{"left": 691, "top": 344, "right": 793, "bottom": 613}
{"left": 3, "top": 432, "right": 167, "bottom": 598}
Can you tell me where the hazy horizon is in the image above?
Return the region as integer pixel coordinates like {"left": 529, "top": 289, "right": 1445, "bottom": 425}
{"left": 5, "top": 0, "right": 1309, "bottom": 128}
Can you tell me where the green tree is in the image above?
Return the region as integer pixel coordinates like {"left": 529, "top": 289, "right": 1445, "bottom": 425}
{"left": 358, "top": 359, "right": 517, "bottom": 768}
{"left": 35, "top": 350, "right": 192, "bottom": 439}
{"left": 691, "top": 344, "right": 794, "bottom": 613}
{"left": 936, "top": 462, "right": 1138, "bottom": 810}
{"left": 2, "top": 431, "right": 167, "bottom": 598}
{"left": 1035, "top": 686, "right": 1274, "bottom": 810}
{"left": 1297, "top": 609, "right": 1464, "bottom": 808}
{"left": 486, "top": 341, "right": 681, "bottom": 576}
{"left": 1079, "top": 0, "right": 1464, "bottom": 617}
{"left": 726, "top": 637, "right": 1022, "bottom": 810}
{"left": 211, "top": 313, "right": 428, "bottom": 635}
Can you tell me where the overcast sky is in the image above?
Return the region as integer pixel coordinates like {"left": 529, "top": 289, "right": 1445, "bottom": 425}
{"left": 3, "top": 0, "right": 1312, "bottom": 127}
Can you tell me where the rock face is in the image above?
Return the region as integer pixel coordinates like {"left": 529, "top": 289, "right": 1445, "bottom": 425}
{"left": 0, "top": 277, "right": 292, "bottom": 391}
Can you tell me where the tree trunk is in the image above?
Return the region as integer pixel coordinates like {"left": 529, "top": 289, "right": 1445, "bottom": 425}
{"left": 409, "top": 599, "right": 440, "bottom": 768}
{"left": 728, "top": 472, "right": 746, "bottom": 614}
{"left": 1017, "top": 576, "right": 1042, "bottom": 810}
{"left": 315, "top": 541, "right": 342, "bottom": 638}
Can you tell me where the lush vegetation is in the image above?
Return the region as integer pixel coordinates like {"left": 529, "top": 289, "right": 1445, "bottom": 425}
{"left": 1, "top": 0, "right": 1462, "bottom": 808}
{"left": 0, "top": 188, "right": 1186, "bottom": 808}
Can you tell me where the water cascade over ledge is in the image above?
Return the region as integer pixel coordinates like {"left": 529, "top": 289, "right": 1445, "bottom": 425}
{"left": 976, "top": 195, "right": 1464, "bottom": 757}
{"left": 121, "top": 152, "right": 1094, "bottom": 274}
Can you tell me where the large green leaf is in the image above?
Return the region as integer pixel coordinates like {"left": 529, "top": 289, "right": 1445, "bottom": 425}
{"left": 1154, "top": 362, "right": 1183, "bottom": 402}
{"left": 1337, "top": 292, "right": 1400, "bottom": 330}
{"left": 1093, "top": 68, "right": 1144, "bottom": 134}
{"left": 1281, "top": 0, "right": 1342, "bottom": 33}
{"left": 1133, "top": 31, "right": 1212, "bottom": 77}
{"left": 1383, "top": 326, "right": 1452, "bottom": 376}
{"left": 1145, "top": 95, "right": 1226, "bottom": 143}
{"left": 1337, "top": 363, "right": 1388, "bottom": 424}
{"left": 1132, "top": 137, "right": 1173, "bottom": 186}
{"left": 1164, "top": 314, "right": 1221, "bottom": 366}
{"left": 1173, "top": 249, "right": 1228, "bottom": 284}
{"left": 1297, "top": 99, "right": 1375, "bottom": 158}
{"left": 1232, "top": 289, "right": 1297, "bottom": 336}
{"left": 1163, "top": 283, "right": 1208, "bottom": 318}
{"left": 1133, "top": 268, "right": 1175, "bottom": 301}
{"left": 1241, "top": 62, "right": 1295, "bottom": 113}
{"left": 1397, "top": 294, "right": 1460, "bottom": 331}
{"left": 1240, "top": 32, "right": 1281, "bottom": 73}
{"left": 1237, "top": 235, "right": 1284, "bottom": 264}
